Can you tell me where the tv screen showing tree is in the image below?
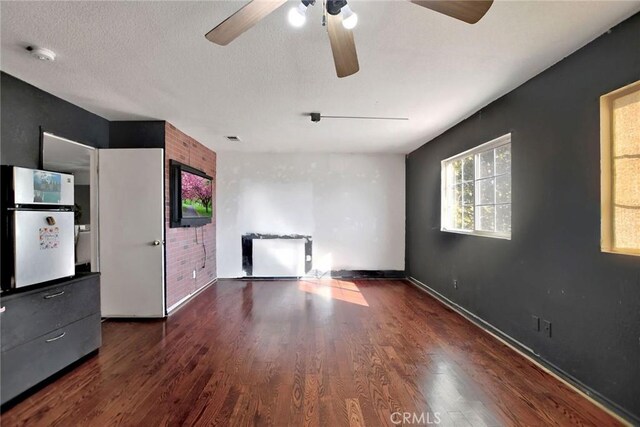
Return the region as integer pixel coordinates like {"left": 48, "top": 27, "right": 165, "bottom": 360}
{"left": 181, "top": 170, "right": 212, "bottom": 219}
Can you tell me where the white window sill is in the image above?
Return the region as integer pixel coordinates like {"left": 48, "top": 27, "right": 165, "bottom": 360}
{"left": 441, "top": 228, "right": 511, "bottom": 240}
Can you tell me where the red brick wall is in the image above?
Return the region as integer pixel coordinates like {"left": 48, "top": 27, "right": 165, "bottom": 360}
{"left": 165, "top": 123, "right": 216, "bottom": 310}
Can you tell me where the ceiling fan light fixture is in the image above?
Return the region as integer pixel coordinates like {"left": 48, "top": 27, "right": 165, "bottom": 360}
{"left": 341, "top": 5, "right": 358, "bottom": 29}
{"left": 288, "top": 2, "right": 308, "bottom": 27}
{"left": 206, "top": 0, "right": 494, "bottom": 79}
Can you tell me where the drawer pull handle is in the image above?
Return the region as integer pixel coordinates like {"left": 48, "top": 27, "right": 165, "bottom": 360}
{"left": 44, "top": 291, "right": 65, "bottom": 299}
{"left": 45, "top": 332, "right": 66, "bottom": 342}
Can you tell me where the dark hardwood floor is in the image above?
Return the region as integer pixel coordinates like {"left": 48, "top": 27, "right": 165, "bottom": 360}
{"left": 1, "top": 279, "right": 622, "bottom": 426}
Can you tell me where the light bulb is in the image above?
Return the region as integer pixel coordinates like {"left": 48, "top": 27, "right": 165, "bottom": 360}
{"left": 288, "top": 3, "right": 307, "bottom": 27}
{"left": 341, "top": 5, "right": 358, "bottom": 29}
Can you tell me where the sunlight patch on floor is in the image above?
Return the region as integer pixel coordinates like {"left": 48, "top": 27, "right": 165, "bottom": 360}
{"left": 298, "top": 280, "right": 369, "bottom": 307}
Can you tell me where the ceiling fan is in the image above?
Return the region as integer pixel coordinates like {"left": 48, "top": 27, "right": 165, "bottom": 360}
{"left": 205, "top": 0, "right": 494, "bottom": 78}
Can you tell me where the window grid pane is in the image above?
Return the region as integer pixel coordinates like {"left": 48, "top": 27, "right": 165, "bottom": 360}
{"left": 495, "top": 145, "right": 511, "bottom": 175}
{"left": 611, "top": 88, "right": 640, "bottom": 251}
{"left": 473, "top": 146, "right": 511, "bottom": 234}
{"left": 496, "top": 204, "right": 511, "bottom": 234}
{"left": 496, "top": 174, "right": 511, "bottom": 204}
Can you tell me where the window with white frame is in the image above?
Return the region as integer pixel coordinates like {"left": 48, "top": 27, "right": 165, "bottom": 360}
{"left": 600, "top": 81, "right": 640, "bottom": 256}
{"left": 441, "top": 134, "right": 512, "bottom": 239}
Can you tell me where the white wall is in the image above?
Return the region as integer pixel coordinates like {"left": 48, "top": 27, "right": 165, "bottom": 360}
{"left": 216, "top": 153, "right": 405, "bottom": 278}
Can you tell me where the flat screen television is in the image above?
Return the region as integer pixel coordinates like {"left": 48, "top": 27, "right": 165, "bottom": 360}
{"left": 170, "top": 160, "right": 213, "bottom": 228}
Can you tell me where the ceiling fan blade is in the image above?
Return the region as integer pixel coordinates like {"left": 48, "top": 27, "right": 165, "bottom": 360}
{"left": 205, "top": 0, "right": 287, "bottom": 46}
{"left": 326, "top": 13, "right": 359, "bottom": 78}
{"left": 410, "top": 0, "right": 493, "bottom": 24}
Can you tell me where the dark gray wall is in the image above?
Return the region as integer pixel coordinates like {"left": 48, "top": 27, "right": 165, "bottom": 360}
{"left": 109, "top": 121, "right": 165, "bottom": 149}
{"left": 0, "top": 72, "right": 109, "bottom": 168}
{"left": 406, "top": 13, "right": 640, "bottom": 421}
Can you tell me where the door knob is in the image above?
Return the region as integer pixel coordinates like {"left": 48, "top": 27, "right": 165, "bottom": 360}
{"left": 152, "top": 240, "right": 161, "bottom": 246}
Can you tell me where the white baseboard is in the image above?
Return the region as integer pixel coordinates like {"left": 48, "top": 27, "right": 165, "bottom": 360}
{"left": 167, "top": 278, "right": 217, "bottom": 315}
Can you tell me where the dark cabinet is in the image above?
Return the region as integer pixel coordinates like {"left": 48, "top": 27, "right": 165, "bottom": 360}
{"left": 0, "top": 273, "right": 101, "bottom": 405}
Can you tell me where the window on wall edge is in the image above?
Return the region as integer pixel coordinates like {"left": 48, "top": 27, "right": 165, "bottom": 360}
{"left": 601, "top": 80, "right": 640, "bottom": 256}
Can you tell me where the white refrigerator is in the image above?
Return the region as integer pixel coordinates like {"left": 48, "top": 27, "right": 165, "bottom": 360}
{"left": 7, "top": 167, "right": 75, "bottom": 288}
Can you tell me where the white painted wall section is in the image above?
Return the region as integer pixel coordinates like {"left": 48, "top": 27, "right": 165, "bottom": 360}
{"left": 216, "top": 153, "right": 405, "bottom": 278}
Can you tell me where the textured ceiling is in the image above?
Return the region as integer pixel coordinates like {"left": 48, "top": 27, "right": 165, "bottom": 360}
{"left": 1, "top": 1, "right": 639, "bottom": 153}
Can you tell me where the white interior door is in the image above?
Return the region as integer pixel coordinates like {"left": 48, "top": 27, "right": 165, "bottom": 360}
{"left": 98, "top": 148, "right": 165, "bottom": 317}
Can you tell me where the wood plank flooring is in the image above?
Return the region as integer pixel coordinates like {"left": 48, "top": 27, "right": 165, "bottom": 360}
{"left": 1, "top": 279, "right": 622, "bottom": 426}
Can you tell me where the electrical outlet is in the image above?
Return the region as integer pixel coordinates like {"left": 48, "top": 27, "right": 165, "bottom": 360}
{"left": 192, "top": 270, "right": 196, "bottom": 279}
{"left": 453, "top": 279, "right": 458, "bottom": 289}
{"left": 532, "top": 315, "right": 540, "bottom": 332}
{"left": 543, "top": 320, "right": 552, "bottom": 338}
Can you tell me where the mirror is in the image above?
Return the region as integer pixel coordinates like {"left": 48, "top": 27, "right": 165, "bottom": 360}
{"left": 42, "top": 132, "right": 98, "bottom": 273}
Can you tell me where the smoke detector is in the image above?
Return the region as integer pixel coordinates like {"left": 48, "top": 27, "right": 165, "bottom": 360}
{"left": 225, "top": 136, "right": 241, "bottom": 142}
{"left": 26, "top": 46, "right": 56, "bottom": 62}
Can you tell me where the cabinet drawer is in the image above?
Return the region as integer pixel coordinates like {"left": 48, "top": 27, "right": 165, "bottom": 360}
{"left": 0, "top": 275, "right": 100, "bottom": 352}
{"left": 0, "top": 313, "right": 101, "bottom": 406}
